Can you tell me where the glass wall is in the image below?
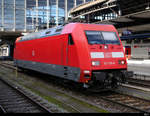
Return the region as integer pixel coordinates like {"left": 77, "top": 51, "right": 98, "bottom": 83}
{"left": 86, "top": 0, "right": 92, "bottom": 2}
{"left": 77, "top": 0, "right": 83, "bottom": 6}
{"left": 0, "top": 0, "right": 92, "bottom": 32}
{"left": 58, "top": 0, "right": 65, "bottom": 25}
{"left": 26, "top": 0, "right": 36, "bottom": 30}
{"left": 68, "top": 0, "right": 74, "bottom": 11}
{"left": 4, "top": 0, "right": 14, "bottom": 31}
{"left": 50, "top": 0, "right": 56, "bottom": 25}
{"left": 38, "top": 0, "right": 47, "bottom": 26}
{"left": 0, "top": 0, "right": 2, "bottom": 28}
{"left": 15, "top": 0, "right": 25, "bottom": 30}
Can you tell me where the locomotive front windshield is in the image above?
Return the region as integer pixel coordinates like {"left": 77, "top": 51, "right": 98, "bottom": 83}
{"left": 85, "top": 31, "right": 120, "bottom": 45}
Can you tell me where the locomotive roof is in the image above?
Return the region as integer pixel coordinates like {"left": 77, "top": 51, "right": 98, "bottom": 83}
{"left": 19, "top": 23, "right": 114, "bottom": 42}
{"left": 21, "top": 25, "right": 64, "bottom": 41}
{"left": 61, "top": 23, "right": 115, "bottom": 34}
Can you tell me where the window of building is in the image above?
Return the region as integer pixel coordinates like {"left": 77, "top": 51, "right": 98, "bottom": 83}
{"left": 126, "top": 39, "right": 132, "bottom": 44}
{"left": 86, "top": 0, "right": 92, "bottom": 2}
{"left": 0, "top": 0, "right": 2, "bottom": 27}
{"left": 143, "top": 38, "right": 150, "bottom": 43}
{"left": 77, "top": 0, "right": 83, "bottom": 6}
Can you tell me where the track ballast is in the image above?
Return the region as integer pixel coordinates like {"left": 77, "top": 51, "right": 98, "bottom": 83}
{"left": 0, "top": 77, "right": 51, "bottom": 113}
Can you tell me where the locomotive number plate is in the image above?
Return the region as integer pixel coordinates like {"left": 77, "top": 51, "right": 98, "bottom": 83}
{"left": 104, "top": 62, "right": 115, "bottom": 65}
{"left": 104, "top": 52, "right": 112, "bottom": 58}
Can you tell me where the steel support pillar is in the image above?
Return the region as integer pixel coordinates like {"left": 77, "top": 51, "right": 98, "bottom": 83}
{"left": 74, "top": 0, "right": 77, "bottom": 7}
{"left": 24, "top": 0, "right": 27, "bottom": 32}
{"left": 56, "top": 0, "right": 58, "bottom": 26}
{"left": 32, "top": 8, "right": 34, "bottom": 31}
{"left": 47, "top": 0, "right": 50, "bottom": 28}
{"left": 36, "top": 0, "right": 39, "bottom": 31}
{"left": 65, "top": 0, "right": 68, "bottom": 21}
{"left": 13, "top": 0, "right": 16, "bottom": 31}
{"left": 1, "top": 0, "right": 4, "bottom": 31}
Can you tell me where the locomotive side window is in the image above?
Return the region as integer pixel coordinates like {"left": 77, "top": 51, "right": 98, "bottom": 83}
{"left": 45, "top": 31, "right": 51, "bottom": 34}
{"left": 85, "top": 31, "right": 120, "bottom": 45}
{"left": 55, "top": 28, "right": 62, "bottom": 32}
{"left": 68, "top": 34, "right": 74, "bottom": 45}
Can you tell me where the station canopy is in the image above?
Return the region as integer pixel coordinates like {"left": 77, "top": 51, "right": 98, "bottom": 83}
{"left": 70, "top": 0, "right": 108, "bottom": 14}
{"left": 70, "top": 0, "right": 150, "bottom": 34}
{"left": 100, "top": 10, "right": 150, "bottom": 34}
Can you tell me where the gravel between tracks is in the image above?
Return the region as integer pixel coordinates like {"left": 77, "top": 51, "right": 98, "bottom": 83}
{"left": 0, "top": 64, "right": 142, "bottom": 113}
{"left": 0, "top": 66, "right": 107, "bottom": 113}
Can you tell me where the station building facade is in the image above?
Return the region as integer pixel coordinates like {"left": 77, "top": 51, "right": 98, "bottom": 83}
{"left": 0, "top": 0, "right": 93, "bottom": 32}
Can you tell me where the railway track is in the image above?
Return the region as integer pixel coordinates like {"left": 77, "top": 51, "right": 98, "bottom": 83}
{"left": 0, "top": 105, "right": 6, "bottom": 113}
{"left": 0, "top": 77, "right": 52, "bottom": 113}
{"left": 0, "top": 61, "right": 16, "bottom": 70}
{"left": 1, "top": 61, "right": 150, "bottom": 113}
{"left": 0, "top": 62, "right": 101, "bottom": 113}
{"left": 99, "top": 91, "right": 150, "bottom": 113}
{"left": 126, "top": 78, "right": 150, "bottom": 89}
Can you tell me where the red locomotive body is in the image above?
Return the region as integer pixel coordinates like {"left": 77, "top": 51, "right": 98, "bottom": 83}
{"left": 14, "top": 23, "right": 133, "bottom": 90}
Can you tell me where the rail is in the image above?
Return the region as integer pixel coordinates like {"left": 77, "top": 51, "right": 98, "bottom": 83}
{"left": 99, "top": 91, "right": 150, "bottom": 113}
{"left": 0, "top": 77, "right": 52, "bottom": 113}
{"left": 126, "top": 78, "right": 150, "bottom": 89}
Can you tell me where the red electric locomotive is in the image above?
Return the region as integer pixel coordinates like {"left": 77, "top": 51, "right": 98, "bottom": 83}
{"left": 14, "top": 23, "right": 133, "bottom": 90}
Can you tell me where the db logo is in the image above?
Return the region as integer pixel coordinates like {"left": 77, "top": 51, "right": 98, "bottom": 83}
{"left": 32, "top": 50, "right": 35, "bottom": 56}
{"left": 104, "top": 52, "right": 112, "bottom": 58}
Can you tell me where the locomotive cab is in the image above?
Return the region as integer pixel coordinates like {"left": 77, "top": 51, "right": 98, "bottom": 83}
{"left": 81, "top": 29, "right": 132, "bottom": 89}
{"left": 61, "top": 23, "right": 133, "bottom": 89}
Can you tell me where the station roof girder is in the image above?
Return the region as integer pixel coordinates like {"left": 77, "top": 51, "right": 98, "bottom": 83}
{"left": 0, "top": 32, "right": 21, "bottom": 45}
{"left": 96, "top": 10, "right": 150, "bottom": 33}
{"left": 70, "top": 0, "right": 108, "bottom": 13}
{"left": 70, "top": 0, "right": 118, "bottom": 19}
{"left": 70, "top": 0, "right": 150, "bottom": 33}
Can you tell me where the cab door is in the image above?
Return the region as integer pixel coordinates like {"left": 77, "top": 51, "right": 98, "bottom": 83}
{"left": 61, "top": 35, "right": 69, "bottom": 66}
{"left": 61, "top": 35, "right": 69, "bottom": 78}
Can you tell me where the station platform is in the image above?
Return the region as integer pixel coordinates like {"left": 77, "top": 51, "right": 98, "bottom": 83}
{"left": 127, "top": 59, "right": 150, "bottom": 77}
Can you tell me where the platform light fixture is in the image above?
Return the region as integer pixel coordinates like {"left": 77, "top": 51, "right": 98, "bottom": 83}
{"left": 145, "top": 6, "right": 150, "bottom": 10}
{"left": 146, "top": 1, "right": 150, "bottom": 10}
{"left": 21, "top": 33, "right": 28, "bottom": 36}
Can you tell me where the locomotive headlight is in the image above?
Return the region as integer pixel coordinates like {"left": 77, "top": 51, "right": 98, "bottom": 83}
{"left": 92, "top": 61, "right": 100, "bottom": 66}
{"left": 83, "top": 70, "right": 91, "bottom": 79}
{"left": 83, "top": 70, "right": 90, "bottom": 74}
{"left": 118, "top": 60, "right": 125, "bottom": 65}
